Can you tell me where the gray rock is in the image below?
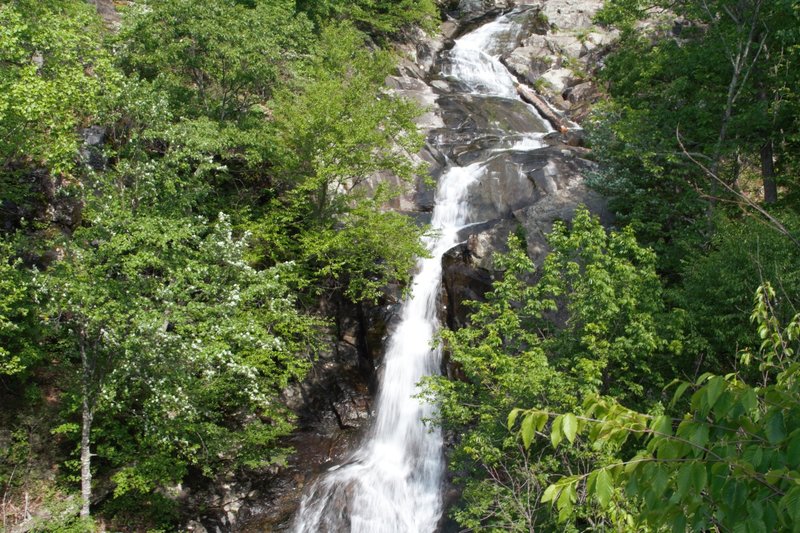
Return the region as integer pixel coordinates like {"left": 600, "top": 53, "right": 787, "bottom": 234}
{"left": 541, "top": 0, "right": 605, "bottom": 31}
{"left": 430, "top": 79, "right": 452, "bottom": 93}
{"left": 513, "top": 181, "right": 611, "bottom": 264}
{"left": 465, "top": 218, "right": 518, "bottom": 270}
{"left": 442, "top": 243, "right": 495, "bottom": 328}
{"left": 465, "top": 154, "right": 539, "bottom": 221}
{"left": 566, "top": 81, "right": 596, "bottom": 104}
{"left": 546, "top": 33, "right": 585, "bottom": 59}
{"left": 80, "top": 125, "right": 107, "bottom": 171}
{"left": 539, "top": 67, "right": 575, "bottom": 96}
{"left": 503, "top": 45, "right": 553, "bottom": 82}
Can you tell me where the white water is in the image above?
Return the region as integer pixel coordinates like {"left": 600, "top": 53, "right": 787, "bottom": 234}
{"left": 292, "top": 162, "right": 482, "bottom": 533}
{"left": 445, "top": 12, "right": 527, "bottom": 98}
{"left": 292, "top": 11, "right": 547, "bottom": 533}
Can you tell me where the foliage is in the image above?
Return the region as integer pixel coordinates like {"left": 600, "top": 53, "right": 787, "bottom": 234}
{"left": 39, "top": 209, "right": 323, "bottom": 481}
{"left": 0, "top": 240, "right": 39, "bottom": 375}
{"left": 518, "top": 283, "right": 800, "bottom": 532}
{"left": 0, "top": 0, "right": 121, "bottom": 176}
{"left": 295, "top": 0, "right": 439, "bottom": 38}
{"left": 0, "top": 0, "right": 436, "bottom": 526}
{"left": 424, "top": 207, "right": 676, "bottom": 530}
{"left": 587, "top": 0, "right": 800, "bottom": 269}
{"left": 117, "top": 0, "right": 313, "bottom": 122}
{"left": 300, "top": 198, "right": 428, "bottom": 302}
{"left": 265, "top": 22, "right": 428, "bottom": 302}
{"left": 585, "top": 102, "right": 707, "bottom": 268}
{"left": 537, "top": 208, "right": 676, "bottom": 404}
{"left": 674, "top": 212, "right": 800, "bottom": 375}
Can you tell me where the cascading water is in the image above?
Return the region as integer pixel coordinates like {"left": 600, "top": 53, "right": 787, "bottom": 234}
{"left": 292, "top": 9, "right": 550, "bottom": 533}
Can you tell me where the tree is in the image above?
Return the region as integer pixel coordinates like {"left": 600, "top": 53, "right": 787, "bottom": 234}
{"left": 674, "top": 211, "right": 800, "bottom": 377}
{"left": 423, "top": 208, "right": 677, "bottom": 530}
{"left": 295, "top": 0, "right": 439, "bottom": 39}
{"left": 265, "top": 22, "right": 428, "bottom": 303}
{"left": 589, "top": 0, "right": 800, "bottom": 264}
{"left": 0, "top": 0, "right": 120, "bottom": 176}
{"left": 519, "top": 283, "right": 800, "bottom": 532}
{"left": 117, "top": 0, "right": 313, "bottom": 123}
{"left": 39, "top": 209, "right": 322, "bottom": 518}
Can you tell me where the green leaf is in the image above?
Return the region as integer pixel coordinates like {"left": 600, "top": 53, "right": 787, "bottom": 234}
{"left": 765, "top": 411, "right": 786, "bottom": 445}
{"left": 651, "top": 414, "right": 673, "bottom": 436}
{"left": 534, "top": 411, "right": 549, "bottom": 432}
{"left": 787, "top": 430, "right": 800, "bottom": 468}
{"left": 595, "top": 468, "right": 613, "bottom": 508}
{"left": 740, "top": 388, "right": 758, "bottom": 412}
{"left": 705, "top": 376, "right": 725, "bottom": 410}
{"left": 671, "top": 381, "right": 691, "bottom": 407}
{"left": 563, "top": 413, "right": 578, "bottom": 444}
{"left": 541, "top": 483, "right": 560, "bottom": 504}
{"left": 556, "top": 481, "right": 577, "bottom": 522}
{"left": 507, "top": 408, "right": 521, "bottom": 430}
{"left": 676, "top": 462, "right": 693, "bottom": 498}
{"left": 521, "top": 412, "right": 536, "bottom": 449}
{"left": 689, "top": 423, "right": 710, "bottom": 450}
{"left": 691, "top": 462, "right": 707, "bottom": 493}
{"left": 551, "top": 415, "right": 564, "bottom": 448}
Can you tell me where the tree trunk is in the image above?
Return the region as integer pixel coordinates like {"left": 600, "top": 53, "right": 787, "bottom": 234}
{"left": 79, "top": 335, "right": 93, "bottom": 519}
{"left": 761, "top": 138, "right": 777, "bottom": 204}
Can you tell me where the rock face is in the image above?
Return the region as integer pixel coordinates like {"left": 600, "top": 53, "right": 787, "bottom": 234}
{"left": 497, "top": 0, "right": 614, "bottom": 121}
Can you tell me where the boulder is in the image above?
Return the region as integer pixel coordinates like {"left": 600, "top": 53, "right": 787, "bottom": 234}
{"left": 540, "top": 0, "right": 605, "bottom": 31}
{"left": 546, "top": 33, "right": 585, "bottom": 59}
{"left": 503, "top": 45, "right": 553, "bottom": 83}
{"left": 464, "top": 153, "right": 539, "bottom": 221}
{"left": 539, "top": 67, "right": 575, "bottom": 96}
{"left": 566, "top": 81, "right": 596, "bottom": 104}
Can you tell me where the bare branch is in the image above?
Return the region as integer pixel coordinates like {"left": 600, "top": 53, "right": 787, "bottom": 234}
{"left": 677, "top": 128, "right": 800, "bottom": 249}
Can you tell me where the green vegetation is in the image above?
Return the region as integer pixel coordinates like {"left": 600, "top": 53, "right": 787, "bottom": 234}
{"left": 421, "top": 0, "right": 800, "bottom": 531}
{"left": 3, "top": 0, "right": 800, "bottom": 530}
{"left": 0, "top": 0, "right": 437, "bottom": 529}
{"left": 517, "top": 283, "right": 800, "bottom": 531}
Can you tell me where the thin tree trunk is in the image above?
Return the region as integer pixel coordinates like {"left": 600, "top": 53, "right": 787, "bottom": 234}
{"left": 761, "top": 138, "right": 777, "bottom": 204}
{"left": 79, "top": 334, "right": 93, "bottom": 519}
{"left": 702, "top": 0, "right": 765, "bottom": 226}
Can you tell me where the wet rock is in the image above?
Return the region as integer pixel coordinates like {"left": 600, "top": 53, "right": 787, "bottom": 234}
{"left": 436, "top": 94, "right": 549, "bottom": 138}
{"left": 442, "top": 244, "right": 495, "bottom": 329}
{"left": 456, "top": 0, "right": 512, "bottom": 19}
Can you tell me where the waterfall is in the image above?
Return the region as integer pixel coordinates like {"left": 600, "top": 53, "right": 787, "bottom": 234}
{"left": 292, "top": 10, "right": 549, "bottom": 533}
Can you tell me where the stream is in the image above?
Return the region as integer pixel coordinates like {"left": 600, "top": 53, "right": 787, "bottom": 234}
{"left": 291, "top": 9, "right": 551, "bottom": 532}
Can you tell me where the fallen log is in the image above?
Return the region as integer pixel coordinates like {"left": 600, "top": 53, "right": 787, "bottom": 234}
{"left": 516, "top": 84, "right": 568, "bottom": 133}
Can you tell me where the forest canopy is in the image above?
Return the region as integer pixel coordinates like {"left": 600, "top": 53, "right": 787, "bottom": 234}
{"left": 0, "top": 0, "right": 437, "bottom": 528}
